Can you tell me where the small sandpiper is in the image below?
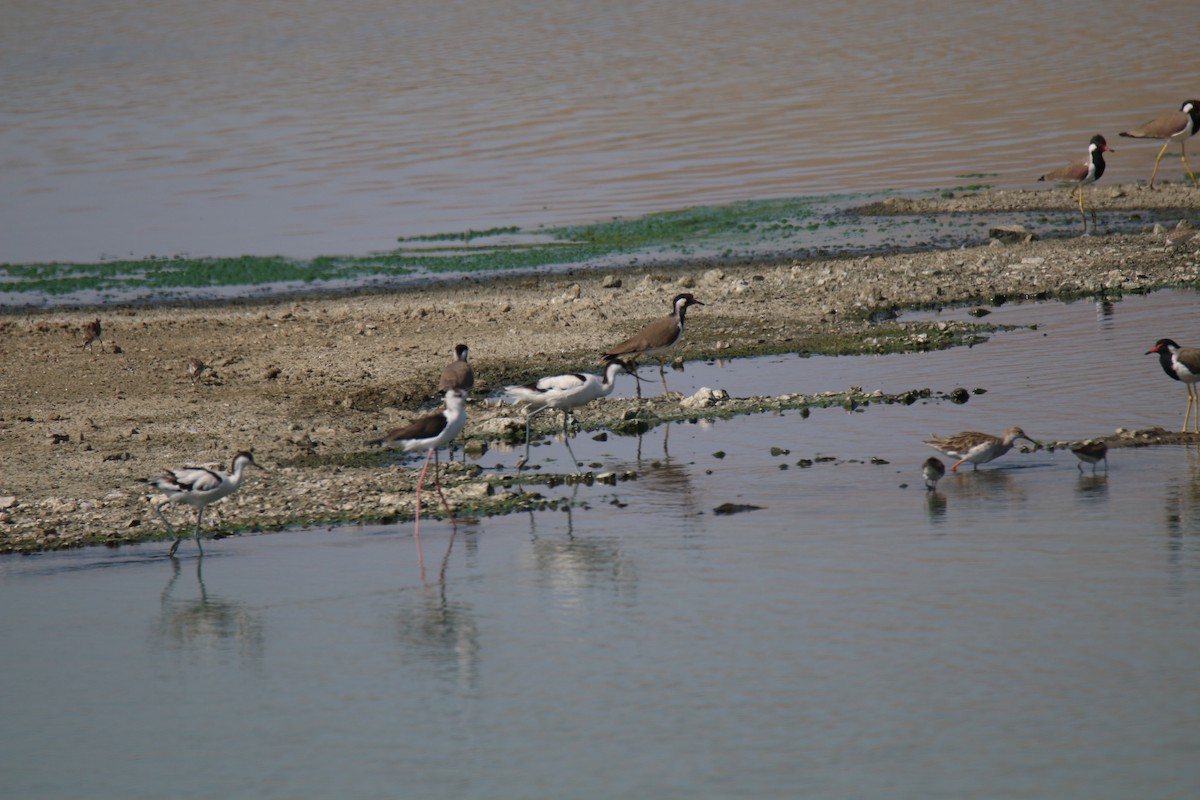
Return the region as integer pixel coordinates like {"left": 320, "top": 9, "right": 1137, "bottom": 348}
{"left": 922, "top": 456, "right": 946, "bottom": 491}
{"left": 1070, "top": 440, "right": 1108, "bottom": 473}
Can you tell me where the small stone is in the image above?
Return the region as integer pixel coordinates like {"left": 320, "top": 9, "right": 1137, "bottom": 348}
{"left": 989, "top": 225, "right": 1038, "bottom": 244}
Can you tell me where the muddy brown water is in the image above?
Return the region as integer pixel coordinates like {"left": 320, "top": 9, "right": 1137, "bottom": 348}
{"left": 3, "top": 290, "right": 1199, "bottom": 798}
{"left": 1, "top": 0, "right": 1196, "bottom": 264}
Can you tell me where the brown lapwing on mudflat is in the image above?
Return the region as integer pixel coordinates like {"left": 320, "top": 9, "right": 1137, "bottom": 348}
{"left": 80, "top": 318, "right": 103, "bottom": 352}
{"left": 504, "top": 359, "right": 633, "bottom": 471}
{"left": 438, "top": 344, "right": 474, "bottom": 394}
{"left": 602, "top": 292, "right": 703, "bottom": 398}
{"left": 371, "top": 389, "right": 468, "bottom": 577}
{"left": 145, "top": 451, "right": 261, "bottom": 557}
{"left": 1070, "top": 440, "right": 1109, "bottom": 473}
{"left": 1120, "top": 100, "right": 1200, "bottom": 189}
{"left": 1146, "top": 338, "right": 1200, "bottom": 433}
{"left": 1039, "top": 134, "right": 1112, "bottom": 234}
{"left": 923, "top": 427, "right": 1040, "bottom": 473}
{"left": 437, "top": 344, "right": 474, "bottom": 460}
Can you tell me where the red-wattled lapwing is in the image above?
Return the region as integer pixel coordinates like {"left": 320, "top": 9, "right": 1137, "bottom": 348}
{"left": 504, "top": 359, "right": 632, "bottom": 471}
{"left": 438, "top": 344, "right": 474, "bottom": 394}
{"left": 145, "top": 451, "right": 260, "bottom": 557}
{"left": 371, "top": 389, "right": 468, "bottom": 560}
{"left": 921, "top": 456, "right": 946, "bottom": 491}
{"left": 923, "top": 427, "right": 1040, "bottom": 472}
{"left": 437, "top": 344, "right": 474, "bottom": 460}
{"left": 1120, "top": 100, "right": 1200, "bottom": 189}
{"left": 1039, "top": 134, "right": 1112, "bottom": 234}
{"left": 602, "top": 293, "right": 703, "bottom": 398}
{"left": 1070, "top": 440, "right": 1109, "bottom": 473}
{"left": 80, "top": 318, "right": 102, "bottom": 352}
{"left": 1146, "top": 338, "right": 1200, "bottom": 433}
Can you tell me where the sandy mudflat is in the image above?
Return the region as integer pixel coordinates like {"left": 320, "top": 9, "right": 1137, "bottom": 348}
{"left": 2, "top": 185, "right": 1198, "bottom": 553}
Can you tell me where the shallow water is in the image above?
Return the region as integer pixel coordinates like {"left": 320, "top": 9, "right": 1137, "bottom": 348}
{"left": 2, "top": 0, "right": 1196, "bottom": 263}
{"left": 3, "top": 290, "right": 1200, "bottom": 798}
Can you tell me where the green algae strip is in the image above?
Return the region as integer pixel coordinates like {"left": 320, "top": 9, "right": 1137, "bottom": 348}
{"left": 1, "top": 196, "right": 837, "bottom": 297}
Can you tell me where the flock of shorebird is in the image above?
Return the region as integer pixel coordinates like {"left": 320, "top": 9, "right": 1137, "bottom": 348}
{"left": 919, "top": 337, "right": 1200, "bottom": 491}
{"left": 1038, "top": 98, "right": 1199, "bottom": 234}
{"left": 143, "top": 292, "right": 704, "bottom": 556}
{"left": 136, "top": 99, "right": 1200, "bottom": 556}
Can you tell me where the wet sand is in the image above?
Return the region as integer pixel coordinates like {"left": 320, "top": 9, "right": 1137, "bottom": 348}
{"left": 2, "top": 185, "right": 1198, "bottom": 553}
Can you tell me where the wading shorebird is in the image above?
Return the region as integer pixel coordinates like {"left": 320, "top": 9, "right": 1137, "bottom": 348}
{"left": 922, "top": 456, "right": 946, "bottom": 491}
{"left": 504, "top": 360, "right": 633, "bottom": 471}
{"left": 923, "top": 427, "right": 1040, "bottom": 472}
{"left": 1146, "top": 338, "right": 1200, "bottom": 433}
{"left": 1119, "top": 100, "right": 1200, "bottom": 189}
{"left": 437, "top": 344, "right": 474, "bottom": 459}
{"left": 438, "top": 344, "right": 474, "bottom": 394}
{"left": 1038, "top": 134, "right": 1112, "bottom": 234}
{"left": 602, "top": 293, "right": 703, "bottom": 398}
{"left": 371, "top": 388, "right": 468, "bottom": 542}
{"left": 145, "top": 451, "right": 260, "bottom": 557}
{"left": 80, "top": 319, "right": 103, "bottom": 352}
{"left": 1070, "top": 440, "right": 1109, "bottom": 473}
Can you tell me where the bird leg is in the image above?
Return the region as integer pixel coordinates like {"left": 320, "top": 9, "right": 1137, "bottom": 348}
{"left": 1182, "top": 141, "right": 1197, "bottom": 185}
{"left": 156, "top": 502, "right": 184, "bottom": 556}
{"left": 1185, "top": 383, "right": 1199, "bottom": 434}
{"left": 658, "top": 361, "right": 670, "bottom": 397}
{"left": 518, "top": 406, "right": 553, "bottom": 472}
{"left": 560, "top": 410, "right": 580, "bottom": 472}
{"left": 1075, "top": 187, "right": 1088, "bottom": 234}
{"left": 190, "top": 507, "right": 205, "bottom": 557}
{"left": 1149, "top": 140, "right": 1172, "bottom": 189}
{"left": 431, "top": 448, "right": 455, "bottom": 523}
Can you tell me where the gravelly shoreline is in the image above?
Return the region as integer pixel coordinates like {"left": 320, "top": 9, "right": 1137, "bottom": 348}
{"left": 2, "top": 184, "right": 1198, "bottom": 553}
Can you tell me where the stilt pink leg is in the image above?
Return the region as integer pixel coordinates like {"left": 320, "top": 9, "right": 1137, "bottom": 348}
{"left": 432, "top": 448, "right": 455, "bottom": 522}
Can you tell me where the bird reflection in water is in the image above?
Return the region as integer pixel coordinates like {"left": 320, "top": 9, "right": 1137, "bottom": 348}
{"left": 1163, "top": 444, "right": 1200, "bottom": 539}
{"left": 526, "top": 485, "right": 638, "bottom": 603}
{"left": 395, "top": 522, "right": 480, "bottom": 691}
{"left": 924, "top": 490, "right": 948, "bottom": 524}
{"left": 156, "top": 556, "right": 264, "bottom": 667}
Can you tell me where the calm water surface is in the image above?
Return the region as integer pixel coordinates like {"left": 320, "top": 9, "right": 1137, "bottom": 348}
{"left": 3, "top": 291, "right": 1200, "bottom": 798}
{"left": 1, "top": 0, "right": 1196, "bottom": 263}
